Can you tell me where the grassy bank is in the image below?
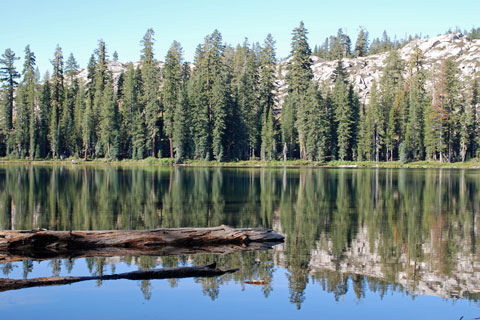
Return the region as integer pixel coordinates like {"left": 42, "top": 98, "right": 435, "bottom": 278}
{"left": 1, "top": 157, "right": 480, "bottom": 169}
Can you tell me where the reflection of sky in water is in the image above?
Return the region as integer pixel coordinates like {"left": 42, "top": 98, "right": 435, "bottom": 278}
{"left": 1, "top": 166, "right": 479, "bottom": 318}
{"left": 0, "top": 258, "right": 477, "bottom": 319}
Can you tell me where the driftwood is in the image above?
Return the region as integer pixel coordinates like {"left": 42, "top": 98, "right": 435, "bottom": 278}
{"left": 0, "top": 225, "right": 284, "bottom": 262}
{"left": 0, "top": 262, "right": 237, "bottom": 293}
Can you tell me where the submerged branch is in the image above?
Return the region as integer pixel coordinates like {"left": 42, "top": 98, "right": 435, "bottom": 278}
{"left": 0, "top": 262, "right": 238, "bottom": 292}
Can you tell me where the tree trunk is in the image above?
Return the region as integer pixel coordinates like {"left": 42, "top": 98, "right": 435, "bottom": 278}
{"left": 0, "top": 263, "right": 237, "bottom": 293}
{"left": 152, "top": 135, "right": 156, "bottom": 158}
{"left": 169, "top": 137, "right": 173, "bottom": 159}
{"left": 0, "top": 226, "right": 284, "bottom": 262}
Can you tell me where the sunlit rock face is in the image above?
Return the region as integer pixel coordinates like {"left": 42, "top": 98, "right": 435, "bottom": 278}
{"left": 275, "top": 33, "right": 480, "bottom": 107}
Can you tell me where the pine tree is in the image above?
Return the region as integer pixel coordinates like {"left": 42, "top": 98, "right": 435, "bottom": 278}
{"left": 113, "top": 51, "right": 119, "bottom": 62}
{"left": 353, "top": 27, "right": 368, "bottom": 57}
{"left": 190, "top": 30, "right": 225, "bottom": 160}
{"left": 49, "top": 92, "right": 59, "bottom": 158}
{"left": 339, "top": 29, "right": 352, "bottom": 58}
{"left": 65, "top": 53, "right": 79, "bottom": 82}
{"left": 261, "top": 103, "right": 276, "bottom": 160}
{"left": 305, "top": 82, "right": 329, "bottom": 161}
{"left": 333, "top": 64, "right": 353, "bottom": 161}
{"left": 190, "top": 69, "right": 210, "bottom": 160}
{"left": 131, "top": 110, "right": 146, "bottom": 160}
{"left": 140, "top": 29, "right": 161, "bottom": 157}
{"left": 22, "top": 45, "right": 37, "bottom": 158}
{"left": 82, "top": 90, "right": 94, "bottom": 159}
{"left": 120, "top": 63, "right": 140, "bottom": 158}
{"left": 0, "top": 48, "right": 20, "bottom": 153}
{"left": 286, "top": 22, "right": 313, "bottom": 95}
{"left": 385, "top": 88, "right": 403, "bottom": 160}
{"left": 38, "top": 73, "right": 51, "bottom": 158}
{"left": 472, "top": 78, "right": 479, "bottom": 157}
{"left": 86, "top": 54, "right": 96, "bottom": 97}
{"left": 361, "top": 80, "right": 382, "bottom": 161}
{"left": 231, "top": 40, "right": 260, "bottom": 159}
{"left": 442, "top": 58, "right": 460, "bottom": 162}
{"left": 424, "top": 91, "right": 440, "bottom": 160}
{"left": 381, "top": 30, "right": 392, "bottom": 52}
{"left": 357, "top": 101, "right": 374, "bottom": 161}
{"left": 162, "top": 41, "right": 183, "bottom": 159}
{"left": 404, "top": 46, "right": 426, "bottom": 160}
{"left": 428, "top": 59, "right": 460, "bottom": 162}
{"left": 49, "top": 45, "right": 64, "bottom": 158}
{"left": 92, "top": 40, "right": 109, "bottom": 156}
{"left": 173, "top": 84, "right": 189, "bottom": 161}
{"left": 230, "top": 43, "right": 248, "bottom": 159}
{"left": 459, "top": 99, "right": 474, "bottom": 162}
{"left": 281, "top": 94, "right": 296, "bottom": 159}
{"left": 211, "top": 72, "right": 228, "bottom": 161}
{"left": 348, "top": 84, "right": 360, "bottom": 160}
{"left": 260, "top": 34, "right": 277, "bottom": 161}
{"left": 73, "top": 81, "right": 86, "bottom": 156}
{"left": 59, "top": 81, "right": 76, "bottom": 156}
{"left": 99, "top": 80, "right": 119, "bottom": 159}
{"left": 284, "top": 21, "right": 313, "bottom": 159}
{"left": 14, "top": 84, "right": 29, "bottom": 157}
{"left": 379, "top": 50, "right": 404, "bottom": 160}
{"left": 60, "top": 53, "right": 81, "bottom": 157}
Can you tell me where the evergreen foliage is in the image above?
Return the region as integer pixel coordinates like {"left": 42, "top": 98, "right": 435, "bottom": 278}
{"left": 284, "top": 21, "right": 313, "bottom": 160}
{"left": 353, "top": 27, "right": 368, "bottom": 57}
{"left": 260, "top": 34, "right": 277, "bottom": 161}
{"left": 163, "top": 41, "right": 184, "bottom": 158}
{"left": 0, "top": 48, "right": 20, "bottom": 153}
{"left": 141, "top": 29, "right": 161, "bottom": 157}
{"left": 1, "top": 24, "right": 479, "bottom": 163}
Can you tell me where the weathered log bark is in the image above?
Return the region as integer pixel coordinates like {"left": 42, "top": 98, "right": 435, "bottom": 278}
{"left": 0, "top": 263, "right": 237, "bottom": 293}
{"left": 0, "top": 225, "right": 284, "bottom": 262}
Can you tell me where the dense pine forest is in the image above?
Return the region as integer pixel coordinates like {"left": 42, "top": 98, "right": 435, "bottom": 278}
{"left": 1, "top": 23, "right": 480, "bottom": 162}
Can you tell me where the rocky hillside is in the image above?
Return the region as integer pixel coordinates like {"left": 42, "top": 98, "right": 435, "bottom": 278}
{"left": 78, "top": 33, "right": 480, "bottom": 107}
{"left": 277, "top": 33, "right": 480, "bottom": 106}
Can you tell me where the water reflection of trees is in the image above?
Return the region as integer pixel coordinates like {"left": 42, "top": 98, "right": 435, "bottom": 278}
{"left": 0, "top": 165, "right": 479, "bottom": 305}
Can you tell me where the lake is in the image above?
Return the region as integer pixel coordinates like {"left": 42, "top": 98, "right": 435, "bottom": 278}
{"left": 0, "top": 165, "right": 479, "bottom": 319}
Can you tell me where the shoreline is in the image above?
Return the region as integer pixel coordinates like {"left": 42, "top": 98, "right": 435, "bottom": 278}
{"left": 0, "top": 158, "right": 480, "bottom": 169}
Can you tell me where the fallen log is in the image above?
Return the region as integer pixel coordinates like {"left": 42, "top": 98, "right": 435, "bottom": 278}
{"left": 0, "top": 225, "right": 284, "bottom": 262}
{"left": 0, "top": 262, "right": 237, "bottom": 293}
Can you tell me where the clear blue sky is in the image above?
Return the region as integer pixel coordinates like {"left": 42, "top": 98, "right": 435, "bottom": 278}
{"left": 1, "top": 0, "right": 479, "bottom": 75}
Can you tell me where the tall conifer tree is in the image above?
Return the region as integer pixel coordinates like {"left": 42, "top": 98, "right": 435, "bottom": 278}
{"left": 140, "top": 29, "right": 161, "bottom": 157}
{"left": 260, "top": 34, "right": 277, "bottom": 161}
{"left": 0, "top": 49, "right": 20, "bottom": 154}
{"left": 284, "top": 21, "right": 313, "bottom": 159}
{"left": 163, "top": 41, "right": 183, "bottom": 158}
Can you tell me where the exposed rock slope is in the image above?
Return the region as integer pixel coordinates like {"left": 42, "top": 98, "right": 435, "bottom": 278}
{"left": 77, "top": 33, "right": 480, "bottom": 106}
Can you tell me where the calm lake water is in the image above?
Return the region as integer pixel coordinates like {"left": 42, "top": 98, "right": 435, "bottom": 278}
{"left": 0, "top": 165, "right": 479, "bottom": 319}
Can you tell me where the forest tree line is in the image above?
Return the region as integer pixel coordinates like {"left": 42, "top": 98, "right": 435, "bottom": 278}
{"left": 0, "top": 23, "right": 479, "bottom": 162}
